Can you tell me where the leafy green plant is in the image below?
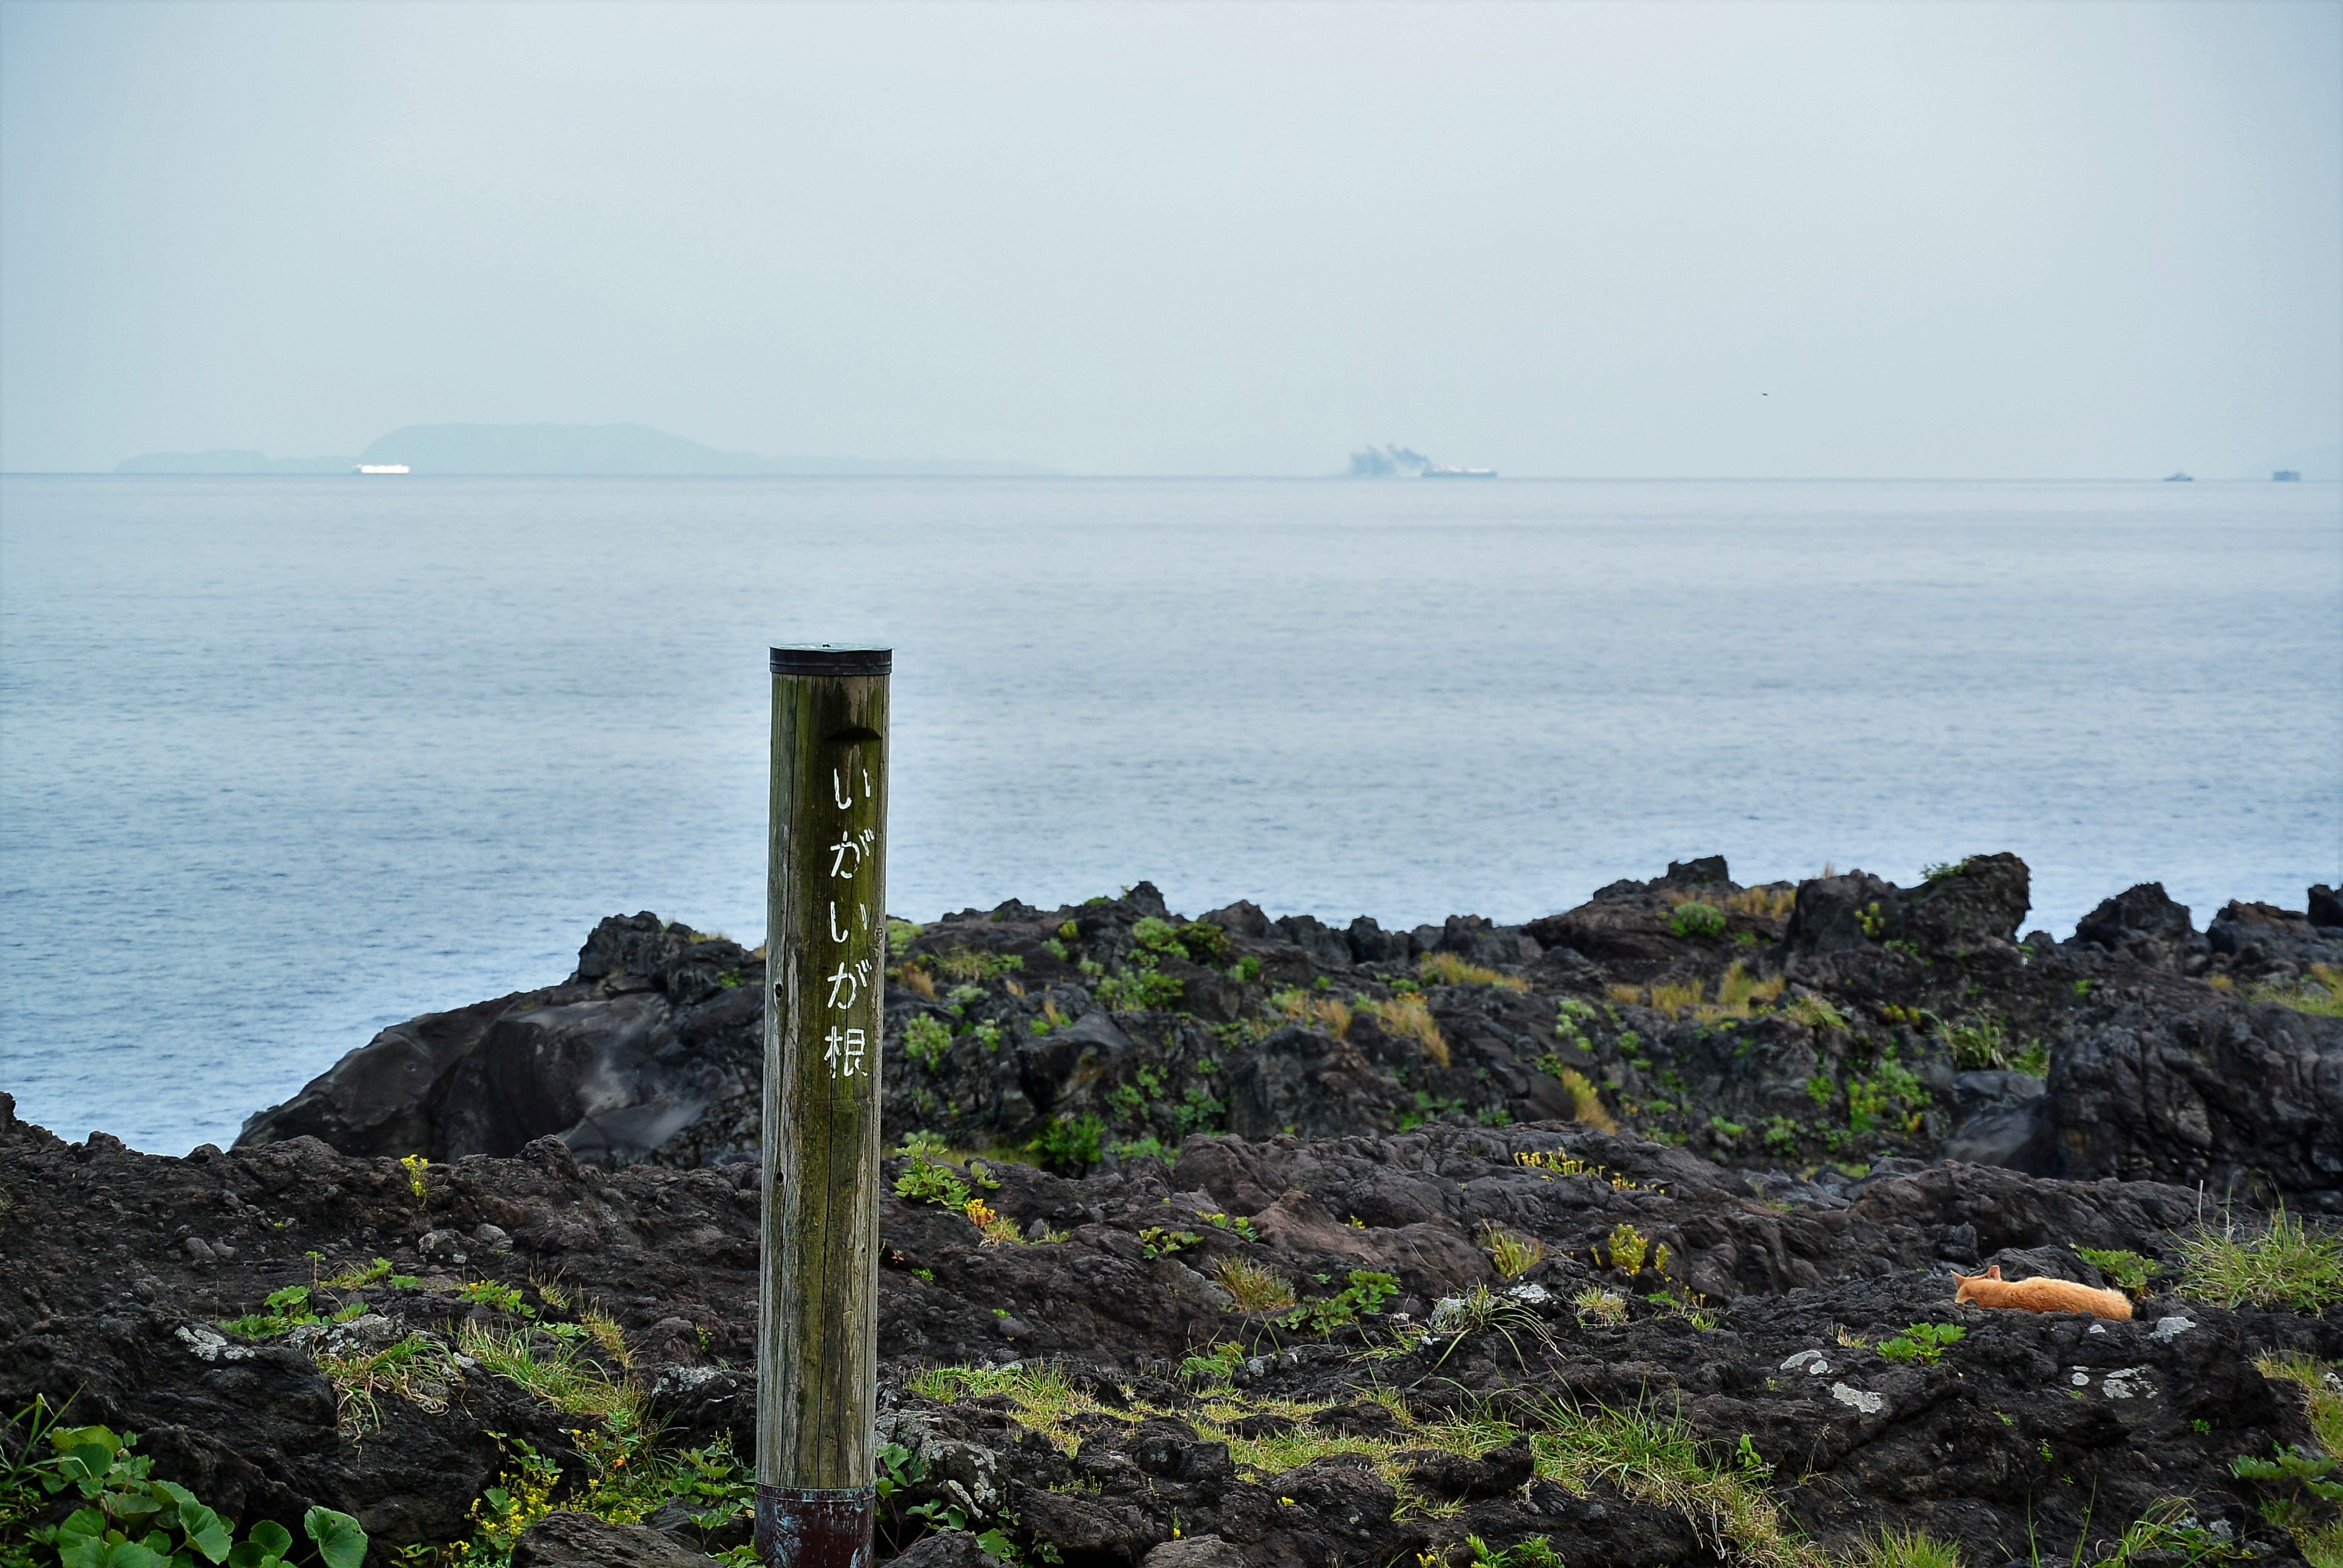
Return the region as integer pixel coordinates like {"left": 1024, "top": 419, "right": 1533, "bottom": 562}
{"left": 457, "top": 1279, "right": 532, "bottom": 1317}
{"left": 1922, "top": 859, "right": 1973, "bottom": 883}
{"left": 2178, "top": 1207, "right": 2343, "bottom": 1312}
{"left": 2231, "top": 1443, "right": 2343, "bottom": 1506}
{"left": 20, "top": 1416, "right": 364, "bottom": 1568}
{"left": 894, "top": 1152, "right": 974, "bottom": 1211}
{"left": 1734, "top": 1434, "right": 1772, "bottom": 1480}
{"left": 1280, "top": 1270, "right": 1398, "bottom": 1334}
{"left": 1878, "top": 1322, "right": 1967, "bottom": 1364}
{"left": 221, "top": 1285, "right": 323, "bottom": 1339}
{"left": 1093, "top": 962, "right": 1186, "bottom": 1011}
{"left": 1669, "top": 902, "right": 1727, "bottom": 938}
{"left": 901, "top": 1014, "right": 953, "bottom": 1071}
{"left": 1029, "top": 1113, "right": 1105, "bottom": 1172}
{"left": 1179, "top": 1342, "right": 1247, "bottom": 1387}
{"left": 1139, "top": 1227, "right": 1200, "bottom": 1259}
{"left": 1175, "top": 1086, "right": 1227, "bottom": 1136}
{"left": 1463, "top": 1534, "right": 1565, "bottom": 1568}
{"left": 2076, "top": 1248, "right": 2158, "bottom": 1296}
{"left": 1229, "top": 955, "right": 1261, "bottom": 983}
{"left": 1847, "top": 1057, "right": 1929, "bottom": 1135}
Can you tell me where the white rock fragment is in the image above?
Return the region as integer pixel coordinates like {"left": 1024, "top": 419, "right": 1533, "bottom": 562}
{"left": 1781, "top": 1350, "right": 1829, "bottom": 1374}
{"left": 1830, "top": 1382, "right": 1884, "bottom": 1414}
{"left": 175, "top": 1325, "right": 253, "bottom": 1363}
{"left": 2071, "top": 1371, "right": 2091, "bottom": 1387}
{"left": 1504, "top": 1282, "right": 1553, "bottom": 1306}
{"left": 2102, "top": 1368, "right": 2154, "bottom": 1400}
{"left": 2151, "top": 1316, "right": 2196, "bottom": 1342}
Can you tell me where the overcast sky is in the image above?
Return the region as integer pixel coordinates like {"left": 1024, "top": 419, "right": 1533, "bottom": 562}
{"left": 3, "top": 1, "right": 2337, "bottom": 477}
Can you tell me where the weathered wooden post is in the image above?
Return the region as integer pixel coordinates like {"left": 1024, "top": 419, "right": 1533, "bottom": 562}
{"left": 759, "top": 644, "right": 891, "bottom": 1568}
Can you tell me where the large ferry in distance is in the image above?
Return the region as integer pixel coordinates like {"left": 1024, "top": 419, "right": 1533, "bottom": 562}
{"left": 355, "top": 463, "right": 410, "bottom": 474}
{"left": 1348, "top": 445, "right": 1496, "bottom": 478}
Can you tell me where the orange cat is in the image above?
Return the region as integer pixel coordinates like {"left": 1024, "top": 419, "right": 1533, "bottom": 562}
{"left": 1951, "top": 1264, "right": 2132, "bottom": 1319}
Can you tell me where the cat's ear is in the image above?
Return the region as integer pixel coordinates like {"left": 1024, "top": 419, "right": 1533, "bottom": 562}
{"left": 1987, "top": 1264, "right": 2003, "bottom": 1279}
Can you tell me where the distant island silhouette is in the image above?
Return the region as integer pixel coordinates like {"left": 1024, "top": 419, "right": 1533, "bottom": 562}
{"left": 114, "top": 423, "right": 1053, "bottom": 477}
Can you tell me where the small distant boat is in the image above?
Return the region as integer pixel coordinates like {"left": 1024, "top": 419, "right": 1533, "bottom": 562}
{"left": 2273, "top": 469, "right": 2301, "bottom": 482}
{"left": 355, "top": 463, "right": 410, "bottom": 475}
{"left": 2163, "top": 471, "right": 2193, "bottom": 482}
{"left": 1421, "top": 465, "right": 1498, "bottom": 479}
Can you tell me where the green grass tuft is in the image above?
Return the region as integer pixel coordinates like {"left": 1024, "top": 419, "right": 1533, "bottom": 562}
{"left": 2178, "top": 1207, "right": 2343, "bottom": 1312}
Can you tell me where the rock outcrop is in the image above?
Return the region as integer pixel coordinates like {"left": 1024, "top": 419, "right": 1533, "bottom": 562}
{"left": 7, "top": 1086, "right": 2341, "bottom": 1568}
{"left": 239, "top": 859, "right": 2343, "bottom": 1214}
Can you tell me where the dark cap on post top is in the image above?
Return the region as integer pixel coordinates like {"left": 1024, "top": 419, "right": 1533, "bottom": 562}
{"left": 769, "top": 644, "right": 893, "bottom": 676}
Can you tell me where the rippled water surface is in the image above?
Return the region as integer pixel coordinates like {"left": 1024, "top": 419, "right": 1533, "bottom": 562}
{"left": 2, "top": 475, "right": 2337, "bottom": 1152}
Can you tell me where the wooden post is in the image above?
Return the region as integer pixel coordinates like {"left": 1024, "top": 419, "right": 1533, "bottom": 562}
{"left": 758, "top": 644, "right": 890, "bottom": 1568}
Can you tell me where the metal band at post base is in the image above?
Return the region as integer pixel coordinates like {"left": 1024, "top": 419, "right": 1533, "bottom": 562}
{"left": 770, "top": 645, "right": 893, "bottom": 676}
{"left": 755, "top": 1486, "right": 874, "bottom": 1568}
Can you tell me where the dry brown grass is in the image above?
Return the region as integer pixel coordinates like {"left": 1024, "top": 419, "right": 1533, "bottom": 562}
{"left": 1620, "top": 966, "right": 1784, "bottom": 1022}
{"left": 1418, "top": 952, "right": 1529, "bottom": 991}
{"left": 1271, "top": 988, "right": 1353, "bottom": 1037}
{"left": 1555, "top": 1068, "right": 1619, "bottom": 1132}
{"left": 1726, "top": 885, "right": 1798, "bottom": 921}
{"left": 896, "top": 963, "right": 937, "bottom": 999}
{"left": 1647, "top": 978, "right": 1704, "bottom": 1018}
{"left": 1714, "top": 962, "right": 1787, "bottom": 1014}
{"left": 1375, "top": 993, "right": 1448, "bottom": 1066}
{"left": 1213, "top": 1256, "right": 1297, "bottom": 1312}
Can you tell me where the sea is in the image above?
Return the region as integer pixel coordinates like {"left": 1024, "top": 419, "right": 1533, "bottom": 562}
{"left": 2, "top": 475, "right": 2338, "bottom": 1154}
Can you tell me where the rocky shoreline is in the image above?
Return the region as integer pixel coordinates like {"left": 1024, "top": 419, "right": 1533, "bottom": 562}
{"left": 5, "top": 855, "right": 2341, "bottom": 1568}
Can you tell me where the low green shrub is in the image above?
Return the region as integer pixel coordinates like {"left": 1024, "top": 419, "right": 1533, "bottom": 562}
{"left": 2076, "top": 1247, "right": 2159, "bottom": 1296}
{"left": 901, "top": 1014, "right": 952, "bottom": 1072}
{"left": 1030, "top": 1113, "right": 1106, "bottom": 1172}
{"left": 1669, "top": 902, "right": 1727, "bottom": 939}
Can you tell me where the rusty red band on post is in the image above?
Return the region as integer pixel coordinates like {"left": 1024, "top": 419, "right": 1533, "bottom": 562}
{"left": 756, "top": 1486, "right": 874, "bottom": 1568}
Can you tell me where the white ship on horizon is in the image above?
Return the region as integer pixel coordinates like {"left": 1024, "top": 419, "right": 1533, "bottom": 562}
{"left": 355, "top": 463, "right": 410, "bottom": 475}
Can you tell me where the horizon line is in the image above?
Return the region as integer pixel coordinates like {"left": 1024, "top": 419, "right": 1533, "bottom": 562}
{"left": 5, "top": 469, "right": 2333, "bottom": 483}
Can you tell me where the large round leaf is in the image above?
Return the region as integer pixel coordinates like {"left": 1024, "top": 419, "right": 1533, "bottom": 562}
{"left": 301, "top": 1508, "right": 367, "bottom": 1568}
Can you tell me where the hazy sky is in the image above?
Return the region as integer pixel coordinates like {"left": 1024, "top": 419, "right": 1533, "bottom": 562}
{"left": 3, "top": 1, "right": 2338, "bottom": 477}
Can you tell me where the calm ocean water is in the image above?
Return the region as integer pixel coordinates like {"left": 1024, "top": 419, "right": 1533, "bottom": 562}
{"left": 2, "top": 475, "right": 2338, "bottom": 1153}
